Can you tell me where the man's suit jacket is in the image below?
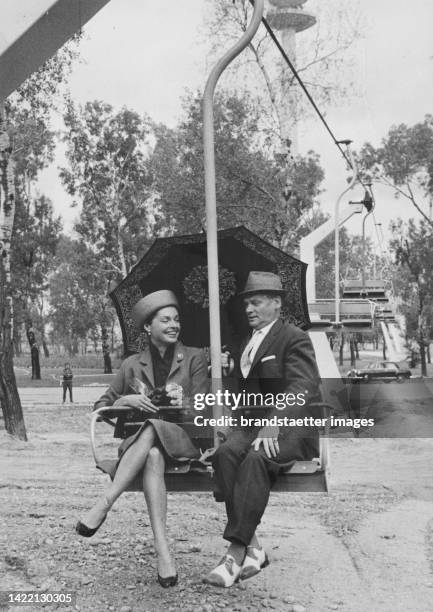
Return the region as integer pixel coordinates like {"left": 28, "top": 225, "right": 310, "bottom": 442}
{"left": 237, "top": 318, "right": 320, "bottom": 420}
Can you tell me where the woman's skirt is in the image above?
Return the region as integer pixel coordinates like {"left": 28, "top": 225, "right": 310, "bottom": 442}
{"left": 117, "top": 418, "right": 199, "bottom": 470}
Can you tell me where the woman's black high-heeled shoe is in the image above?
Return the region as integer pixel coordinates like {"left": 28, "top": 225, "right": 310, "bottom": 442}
{"left": 157, "top": 573, "right": 178, "bottom": 588}
{"left": 75, "top": 498, "right": 111, "bottom": 537}
{"left": 75, "top": 515, "right": 106, "bottom": 538}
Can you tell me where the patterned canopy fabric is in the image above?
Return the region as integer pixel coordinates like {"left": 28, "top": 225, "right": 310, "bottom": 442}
{"left": 110, "top": 226, "right": 310, "bottom": 356}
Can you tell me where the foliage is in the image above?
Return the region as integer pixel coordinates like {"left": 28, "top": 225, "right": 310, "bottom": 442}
{"left": 358, "top": 116, "right": 433, "bottom": 227}
{"left": 147, "top": 91, "right": 325, "bottom": 251}
{"left": 389, "top": 218, "right": 433, "bottom": 375}
{"left": 11, "top": 194, "right": 62, "bottom": 321}
{"left": 61, "top": 100, "right": 155, "bottom": 277}
{"left": 49, "top": 236, "right": 116, "bottom": 358}
{"left": 1, "top": 36, "right": 81, "bottom": 437}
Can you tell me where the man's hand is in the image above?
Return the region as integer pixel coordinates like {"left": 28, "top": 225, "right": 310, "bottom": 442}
{"left": 113, "top": 394, "right": 158, "bottom": 413}
{"left": 251, "top": 425, "right": 280, "bottom": 459}
{"left": 221, "top": 350, "right": 234, "bottom": 375}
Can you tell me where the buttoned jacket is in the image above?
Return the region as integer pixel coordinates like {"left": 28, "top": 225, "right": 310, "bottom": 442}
{"left": 94, "top": 342, "right": 209, "bottom": 436}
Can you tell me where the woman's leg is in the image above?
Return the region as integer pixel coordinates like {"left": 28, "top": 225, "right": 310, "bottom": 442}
{"left": 79, "top": 425, "right": 156, "bottom": 529}
{"left": 143, "top": 447, "right": 176, "bottom": 578}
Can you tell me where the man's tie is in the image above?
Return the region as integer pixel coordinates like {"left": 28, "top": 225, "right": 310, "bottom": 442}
{"left": 240, "top": 330, "right": 263, "bottom": 378}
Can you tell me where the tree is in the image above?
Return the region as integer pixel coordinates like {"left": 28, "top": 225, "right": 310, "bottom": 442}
{"left": 61, "top": 100, "right": 155, "bottom": 277}
{"left": 49, "top": 237, "right": 116, "bottom": 370}
{"left": 60, "top": 101, "right": 157, "bottom": 369}
{"left": 0, "top": 38, "right": 79, "bottom": 439}
{"left": 148, "top": 91, "right": 325, "bottom": 251}
{"left": 11, "top": 194, "right": 62, "bottom": 367}
{"left": 358, "top": 116, "right": 433, "bottom": 227}
{"left": 389, "top": 219, "right": 433, "bottom": 376}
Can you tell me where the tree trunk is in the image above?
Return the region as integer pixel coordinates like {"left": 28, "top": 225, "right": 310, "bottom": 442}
{"left": 419, "top": 341, "right": 427, "bottom": 377}
{"left": 339, "top": 333, "right": 344, "bottom": 367}
{"left": 42, "top": 338, "right": 50, "bottom": 358}
{"left": 40, "top": 319, "right": 50, "bottom": 357}
{"left": 13, "top": 323, "right": 22, "bottom": 356}
{"left": 101, "top": 324, "right": 112, "bottom": 374}
{"left": 354, "top": 338, "right": 359, "bottom": 359}
{"left": 0, "top": 112, "right": 27, "bottom": 440}
{"left": 427, "top": 344, "right": 431, "bottom": 365}
{"left": 72, "top": 335, "right": 79, "bottom": 355}
{"left": 349, "top": 337, "right": 356, "bottom": 367}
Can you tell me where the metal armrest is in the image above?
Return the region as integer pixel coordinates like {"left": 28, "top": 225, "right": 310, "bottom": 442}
{"left": 90, "top": 406, "right": 135, "bottom": 465}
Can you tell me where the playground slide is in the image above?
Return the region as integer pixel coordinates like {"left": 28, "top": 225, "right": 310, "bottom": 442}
{"left": 309, "top": 331, "right": 341, "bottom": 379}
{"left": 388, "top": 322, "right": 405, "bottom": 355}
{"left": 309, "top": 331, "right": 348, "bottom": 414}
{"left": 380, "top": 321, "right": 406, "bottom": 362}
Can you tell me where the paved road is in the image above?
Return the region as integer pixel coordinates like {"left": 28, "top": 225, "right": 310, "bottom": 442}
{"left": 346, "top": 377, "right": 433, "bottom": 437}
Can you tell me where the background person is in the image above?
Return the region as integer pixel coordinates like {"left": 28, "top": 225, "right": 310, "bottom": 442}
{"left": 76, "top": 290, "right": 209, "bottom": 587}
{"left": 62, "top": 363, "right": 73, "bottom": 404}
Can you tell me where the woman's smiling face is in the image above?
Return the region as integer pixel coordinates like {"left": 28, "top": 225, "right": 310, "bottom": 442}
{"left": 145, "top": 306, "right": 180, "bottom": 346}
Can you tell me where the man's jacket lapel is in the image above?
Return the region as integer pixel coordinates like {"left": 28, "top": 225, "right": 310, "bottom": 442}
{"left": 248, "top": 319, "right": 283, "bottom": 376}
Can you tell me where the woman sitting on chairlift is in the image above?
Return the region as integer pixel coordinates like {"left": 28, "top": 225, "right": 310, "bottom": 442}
{"left": 76, "top": 290, "right": 209, "bottom": 587}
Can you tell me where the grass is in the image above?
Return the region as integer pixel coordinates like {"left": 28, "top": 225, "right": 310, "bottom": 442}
{"left": 14, "top": 366, "right": 117, "bottom": 387}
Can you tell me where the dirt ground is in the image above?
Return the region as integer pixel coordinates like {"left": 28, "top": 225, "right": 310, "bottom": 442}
{"left": 2, "top": 396, "right": 433, "bottom": 612}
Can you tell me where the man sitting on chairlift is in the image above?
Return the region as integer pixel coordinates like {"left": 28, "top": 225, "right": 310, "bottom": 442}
{"left": 204, "top": 271, "right": 320, "bottom": 587}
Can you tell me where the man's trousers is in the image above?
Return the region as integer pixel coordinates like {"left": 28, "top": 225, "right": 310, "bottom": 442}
{"left": 211, "top": 428, "right": 318, "bottom": 546}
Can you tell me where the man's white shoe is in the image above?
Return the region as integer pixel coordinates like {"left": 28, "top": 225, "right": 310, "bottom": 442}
{"left": 203, "top": 554, "right": 242, "bottom": 588}
{"left": 239, "top": 546, "right": 269, "bottom": 581}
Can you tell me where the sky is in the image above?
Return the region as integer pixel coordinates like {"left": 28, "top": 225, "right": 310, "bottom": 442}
{"left": 36, "top": 0, "right": 433, "bottom": 252}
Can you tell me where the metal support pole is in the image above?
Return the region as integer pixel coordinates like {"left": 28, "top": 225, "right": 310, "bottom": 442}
{"left": 202, "top": 0, "right": 264, "bottom": 441}
{"left": 361, "top": 209, "right": 372, "bottom": 290}
{"left": 362, "top": 184, "right": 374, "bottom": 290}
{"left": 334, "top": 144, "right": 357, "bottom": 325}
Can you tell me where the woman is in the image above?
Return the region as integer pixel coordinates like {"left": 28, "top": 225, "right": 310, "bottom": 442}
{"left": 76, "top": 290, "right": 209, "bottom": 587}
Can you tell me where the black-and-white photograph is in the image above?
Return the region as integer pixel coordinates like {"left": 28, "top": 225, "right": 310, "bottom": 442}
{"left": 1, "top": 1, "right": 433, "bottom": 611}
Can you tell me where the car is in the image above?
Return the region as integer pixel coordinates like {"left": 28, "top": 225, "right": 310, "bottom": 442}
{"left": 347, "top": 361, "right": 412, "bottom": 382}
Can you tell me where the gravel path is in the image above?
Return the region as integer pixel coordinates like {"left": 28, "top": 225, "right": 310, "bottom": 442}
{"left": 1, "top": 396, "right": 433, "bottom": 611}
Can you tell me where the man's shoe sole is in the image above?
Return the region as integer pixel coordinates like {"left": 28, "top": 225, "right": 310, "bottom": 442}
{"left": 239, "top": 555, "right": 270, "bottom": 581}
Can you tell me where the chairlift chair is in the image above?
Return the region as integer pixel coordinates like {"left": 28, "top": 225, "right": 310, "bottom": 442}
{"left": 88, "top": 0, "right": 334, "bottom": 495}
{"left": 308, "top": 299, "right": 375, "bottom": 332}
{"left": 90, "top": 400, "right": 333, "bottom": 494}
{"left": 342, "top": 279, "right": 387, "bottom": 301}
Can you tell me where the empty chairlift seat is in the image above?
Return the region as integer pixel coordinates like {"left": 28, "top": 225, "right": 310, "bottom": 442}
{"left": 308, "top": 299, "right": 374, "bottom": 330}
{"left": 342, "top": 279, "right": 387, "bottom": 301}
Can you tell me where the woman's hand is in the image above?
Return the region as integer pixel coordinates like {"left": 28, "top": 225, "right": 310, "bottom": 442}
{"left": 165, "top": 383, "right": 183, "bottom": 406}
{"left": 113, "top": 394, "right": 158, "bottom": 413}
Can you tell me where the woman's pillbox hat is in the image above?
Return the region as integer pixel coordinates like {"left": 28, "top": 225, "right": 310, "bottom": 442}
{"left": 238, "top": 271, "right": 285, "bottom": 297}
{"left": 133, "top": 290, "right": 179, "bottom": 328}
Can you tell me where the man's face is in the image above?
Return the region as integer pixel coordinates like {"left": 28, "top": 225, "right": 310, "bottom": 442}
{"left": 243, "top": 294, "right": 281, "bottom": 330}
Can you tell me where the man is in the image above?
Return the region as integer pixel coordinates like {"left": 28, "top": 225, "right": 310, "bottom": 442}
{"left": 204, "top": 271, "right": 320, "bottom": 587}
